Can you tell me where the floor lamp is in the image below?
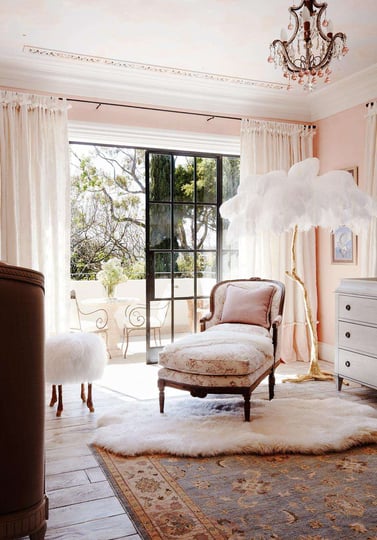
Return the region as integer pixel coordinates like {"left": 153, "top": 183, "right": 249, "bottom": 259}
{"left": 221, "top": 158, "right": 377, "bottom": 383}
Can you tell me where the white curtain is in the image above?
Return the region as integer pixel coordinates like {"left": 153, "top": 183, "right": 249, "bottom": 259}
{"left": 237, "top": 118, "right": 316, "bottom": 362}
{"left": 360, "top": 102, "right": 377, "bottom": 276}
{"left": 0, "top": 91, "right": 71, "bottom": 335}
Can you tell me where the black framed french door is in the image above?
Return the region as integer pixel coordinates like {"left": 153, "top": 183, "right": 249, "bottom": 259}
{"left": 145, "top": 150, "right": 222, "bottom": 363}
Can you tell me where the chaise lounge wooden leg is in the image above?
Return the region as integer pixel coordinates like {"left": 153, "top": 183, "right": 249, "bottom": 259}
{"left": 158, "top": 380, "right": 165, "bottom": 413}
{"left": 49, "top": 384, "right": 57, "bottom": 407}
{"left": 269, "top": 370, "right": 275, "bottom": 400}
{"left": 243, "top": 389, "right": 252, "bottom": 422}
{"left": 56, "top": 384, "right": 63, "bottom": 417}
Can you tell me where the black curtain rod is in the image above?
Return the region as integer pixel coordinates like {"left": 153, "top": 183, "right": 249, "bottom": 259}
{"left": 65, "top": 97, "right": 316, "bottom": 128}
{"left": 66, "top": 98, "right": 242, "bottom": 122}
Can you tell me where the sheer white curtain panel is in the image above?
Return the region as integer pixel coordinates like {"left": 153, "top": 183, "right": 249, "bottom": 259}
{"left": 237, "top": 118, "right": 316, "bottom": 362}
{"left": 0, "top": 91, "right": 70, "bottom": 334}
{"left": 360, "top": 102, "right": 377, "bottom": 276}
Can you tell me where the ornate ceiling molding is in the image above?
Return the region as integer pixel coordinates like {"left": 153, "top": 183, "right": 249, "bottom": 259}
{"left": 3, "top": 46, "right": 374, "bottom": 123}
{"left": 24, "top": 45, "right": 288, "bottom": 91}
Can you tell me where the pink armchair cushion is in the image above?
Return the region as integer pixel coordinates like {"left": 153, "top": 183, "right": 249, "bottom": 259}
{"left": 220, "top": 284, "right": 275, "bottom": 328}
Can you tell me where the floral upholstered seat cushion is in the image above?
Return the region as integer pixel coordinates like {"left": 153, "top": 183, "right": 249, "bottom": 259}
{"left": 158, "top": 324, "right": 273, "bottom": 376}
{"left": 158, "top": 357, "right": 273, "bottom": 388}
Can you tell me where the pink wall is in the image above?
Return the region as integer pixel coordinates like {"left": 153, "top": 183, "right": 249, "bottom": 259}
{"left": 68, "top": 100, "right": 241, "bottom": 137}
{"left": 315, "top": 104, "right": 366, "bottom": 350}
{"left": 67, "top": 99, "right": 301, "bottom": 138}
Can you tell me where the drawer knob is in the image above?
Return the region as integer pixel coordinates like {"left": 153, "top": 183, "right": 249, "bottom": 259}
{"left": 345, "top": 332, "right": 351, "bottom": 338}
{"left": 345, "top": 361, "right": 351, "bottom": 368}
{"left": 345, "top": 304, "right": 351, "bottom": 311}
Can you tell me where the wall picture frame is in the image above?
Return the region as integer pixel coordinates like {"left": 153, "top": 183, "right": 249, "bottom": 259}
{"left": 331, "top": 166, "right": 358, "bottom": 264}
{"left": 331, "top": 225, "right": 357, "bottom": 263}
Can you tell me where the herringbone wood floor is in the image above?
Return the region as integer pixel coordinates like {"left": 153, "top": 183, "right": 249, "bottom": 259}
{"left": 41, "top": 359, "right": 377, "bottom": 540}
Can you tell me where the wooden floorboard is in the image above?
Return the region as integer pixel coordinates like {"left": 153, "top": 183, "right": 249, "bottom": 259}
{"left": 42, "top": 362, "right": 141, "bottom": 540}
{"left": 38, "top": 358, "right": 377, "bottom": 539}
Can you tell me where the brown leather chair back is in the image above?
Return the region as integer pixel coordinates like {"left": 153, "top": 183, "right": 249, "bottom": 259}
{"left": 0, "top": 262, "right": 47, "bottom": 530}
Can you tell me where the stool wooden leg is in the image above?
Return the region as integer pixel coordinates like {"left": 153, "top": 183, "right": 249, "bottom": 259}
{"left": 56, "top": 385, "right": 63, "bottom": 417}
{"left": 158, "top": 379, "right": 165, "bottom": 413}
{"left": 49, "top": 385, "right": 57, "bottom": 407}
{"left": 80, "top": 383, "right": 86, "bottom": 403}
{"left": 86, "top": 383, "right": 94, "bottom": 412}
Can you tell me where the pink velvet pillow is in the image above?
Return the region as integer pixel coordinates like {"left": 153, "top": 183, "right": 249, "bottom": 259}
{"left": 221, "top": 284, "right": 275, "bottom": 328}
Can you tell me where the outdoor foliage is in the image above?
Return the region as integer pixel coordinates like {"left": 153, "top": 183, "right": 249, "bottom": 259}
{"left": 70, "top": 145, "right": 240, "bottom": 281}
{"left": 70, "top": 145, "right": 145, "bottom": 280}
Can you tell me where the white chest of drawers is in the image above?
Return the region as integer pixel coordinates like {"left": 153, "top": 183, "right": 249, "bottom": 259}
{"left": 335, "top": 278, "right": 377, "bottom": 391}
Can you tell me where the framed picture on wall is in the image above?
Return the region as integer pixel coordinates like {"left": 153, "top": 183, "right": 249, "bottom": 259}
{"left": 331, "top": 166, "right": 358, "bottom": 264}
{"left": 331, "top": 225, "right": 357, "bottom": 263}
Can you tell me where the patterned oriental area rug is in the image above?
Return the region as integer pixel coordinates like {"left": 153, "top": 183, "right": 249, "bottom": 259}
{"left": 93, "top": 444, "right": 377, "bottom": 539}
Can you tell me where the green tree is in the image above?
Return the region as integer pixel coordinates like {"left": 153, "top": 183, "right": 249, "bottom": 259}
{"left": 71, "top": 147, "right": 239, "bottom": 281}
{"left": 223, "top": 157, "right": 240, "bottom": 200}
{"left": 149, "top": 154, "right": 171, "bottom": 201}
{"left": 70, "top": 145, "right": 145, "bottom": 279}
{"left": 149, "top": 154, "right": 216, "bottom": 277}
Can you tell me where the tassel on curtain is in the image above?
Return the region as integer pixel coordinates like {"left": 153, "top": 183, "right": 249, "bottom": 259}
{"left": 0, "top": 91, "right": 71, "bottom": 334}
{"left": 237, "top": 118, "right": 317, "bottom": 363}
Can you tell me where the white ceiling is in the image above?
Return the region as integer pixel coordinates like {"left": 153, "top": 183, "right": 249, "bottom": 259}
{"left": 1, "top": 0, "right": 377, "bottom": 121}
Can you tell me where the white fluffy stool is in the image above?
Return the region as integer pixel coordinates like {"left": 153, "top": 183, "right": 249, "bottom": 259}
{"left": 45, "top": 332, "right": 107, "bottom": 417}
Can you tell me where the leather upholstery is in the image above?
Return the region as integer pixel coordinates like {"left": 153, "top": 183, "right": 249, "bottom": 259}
{"left": 0, "top": 262, "right": 48, "bottom": 538}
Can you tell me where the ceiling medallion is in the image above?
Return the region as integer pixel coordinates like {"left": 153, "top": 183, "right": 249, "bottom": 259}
{"left": 268, "top": 0, "right": 348, "bottom": 91}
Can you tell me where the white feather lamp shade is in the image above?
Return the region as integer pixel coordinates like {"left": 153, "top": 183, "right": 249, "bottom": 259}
{"left": 220, "top": 158, "right": 377, "bottom": 236}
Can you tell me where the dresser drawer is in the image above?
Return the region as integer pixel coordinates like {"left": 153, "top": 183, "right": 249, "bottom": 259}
{"left": 336, "top": 349, "right": 377, "bottom": 388}
{"left": 338, "top": 320, "right": 377, "bottom": 356}
{"left": 338, "top": 294, "right": 377, "bottom": 325}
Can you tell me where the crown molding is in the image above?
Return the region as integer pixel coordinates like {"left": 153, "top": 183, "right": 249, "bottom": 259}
{"left": 309, "top": 63, "right": 377, "bottom": 121}
{"left": 68, "top": 120, "right": 241, "bottom": 155}
{"left": 1, "top": 48, "right": 375, "bottom": 123}
{"left": 0, "top": 51, "right": 312, "bottom": 122}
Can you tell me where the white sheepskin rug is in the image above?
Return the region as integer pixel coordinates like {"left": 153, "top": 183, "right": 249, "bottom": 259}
{"left": 92, "top": 396, "right": 377, "bottom": 457}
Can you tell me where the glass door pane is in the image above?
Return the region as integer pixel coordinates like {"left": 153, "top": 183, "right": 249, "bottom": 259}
{"left": 145, "top": 150, "right": 221, "bottom": 363}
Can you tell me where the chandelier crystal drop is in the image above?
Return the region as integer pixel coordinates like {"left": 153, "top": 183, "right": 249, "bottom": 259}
{"left": 268, "top": 0, "right": 349, "bottom": 91}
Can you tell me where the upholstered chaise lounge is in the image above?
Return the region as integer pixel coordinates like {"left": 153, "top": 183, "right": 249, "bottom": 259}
{"left": 158, "top": 278, "right": 285, "bottom": 421}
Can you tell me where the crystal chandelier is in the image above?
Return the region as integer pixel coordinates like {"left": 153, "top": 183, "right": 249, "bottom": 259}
{"left": 268, "top": 0, "right": 349, "bottom": 91}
